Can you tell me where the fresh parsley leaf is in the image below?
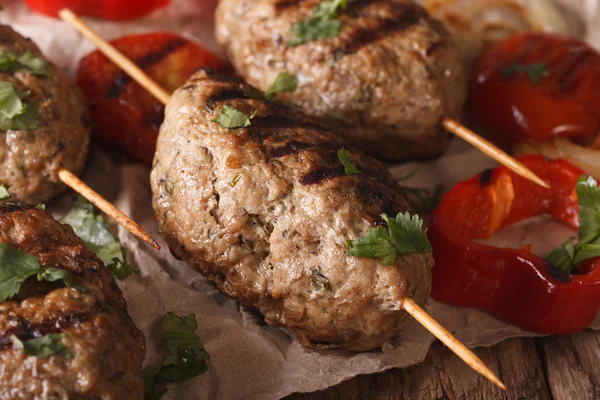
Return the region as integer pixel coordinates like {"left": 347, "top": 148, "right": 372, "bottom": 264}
{"left": 0, "top": 244, "right": 43, "bottom": 301}
{"left": 37, "top": 267, "right": 72, "bottom": 287}
{"left": 0, "top": 184, "right": 10, "bottom": 200}
{"left": 502, "top": 62, "right": 547, "bottom": 84}
{"left": 0, "top": 82, "right": 39, "bottom": 131}
{"left": 106, "top": 257, "right": 137, "bottom": 280}
{"left": 288, "top": 0, "right": 348, "bottom": 46}
{"left": 143, "top": 312, "right": 210, "bottom": 400}
{"left": 61, "top": 197, "right": 135, "bottom": 280}
{"left": 34, "top": 203, "right": 45, "bottom": 210}
{"left": 545, "top": 176, "right": 600, "bottom": 273}
{"left": 265, "top": 72, "right": 298, "bottom": 99}
{"left": 0, "top": 50, "right": 48, "bottom": 75}
{"left": 404, "top": 185, "right": 445, "bottom": 214}
{"left": 211, "top": 105, "right": 256, "bottom": 129}
{"left": 310, "top": 268, "right": 332, "bottom": 291}
{"left": 12, "top": 333, "right": 71, "bottom": 359}
{"left": 347, "top": 212, "right": 431, "bottom": 265}
{"left": 337, "top": 147, "right": 361, "bottom": 175}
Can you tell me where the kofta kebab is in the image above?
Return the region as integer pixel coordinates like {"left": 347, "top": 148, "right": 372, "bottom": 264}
{"left": 0, "top": 25, "right": 158, "bottom": 248}
{"left": 57, "top": 2, "right": 526, "bottom": 388}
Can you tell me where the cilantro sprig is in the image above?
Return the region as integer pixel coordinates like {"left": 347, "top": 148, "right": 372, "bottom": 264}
{"left": 337, "top": 147, "right": 361, "bottom": 175}
{"left": 61, "top": 197, "right": 136, "bottom": 280}
{"left": 0, "top": 81, "right": 40, "bottom": 131}
{"left": 545, "top": 176, "right": 600, "bottom": 273}
{"left": 288, "top": 0, "right": 349, "bottom": 46}
{"left": 12, "top": 333, "right": 71, "bottom": 359}
{"left": 265, "top": 72, "right": 298, "bottom": 100}
{"left": 0, "top": 184, "right": 9, "bottom": 201}
{"left": 502, "top": 62, "right": 547, "bottom": 84}
{"left": 144, "top": 312, "right": 210, "bottom": 400}
{"left": 0, "top": 50, "right": 48, "bottom": 75}
{"left": 0, "top": 244, "right": 72, "bottom": 302}
{"left": 212, "top": 105, "right": 256, "bottom": 129}
{"left": 347, "top": 212, "right": 431, "bottom": 265}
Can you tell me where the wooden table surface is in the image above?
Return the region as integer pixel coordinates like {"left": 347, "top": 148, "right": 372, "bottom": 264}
{"left": 289, "top": 330, "right": 600, "bottom": 399}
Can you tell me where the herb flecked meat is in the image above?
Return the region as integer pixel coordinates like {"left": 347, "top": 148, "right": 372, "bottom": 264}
{"left": 150, "top": 70, "right": 433, "bottom": 351}
{"left": 0, "top": 25, "right": 90, "bottom": 204}
{"left": 215, "top": 0, "right": 467, "bottom": 161}
{"left": 0, "top": 204, "right": 144, "bottom": 399}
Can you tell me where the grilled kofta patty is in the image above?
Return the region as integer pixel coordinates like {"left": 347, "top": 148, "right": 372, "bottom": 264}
{"left": 0, "top": 204, "right": 144, "bottom": 399}
{"left": 215, "top": 0, "right": 467, "bottom": 161}
{"left": 150, "top": 70, "right": 433, "bottom": 351}
{"left": 0, "top": 25, "right": 90, "bottom": 204}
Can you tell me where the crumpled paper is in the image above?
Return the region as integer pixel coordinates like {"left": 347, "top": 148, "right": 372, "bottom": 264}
{"left": 2, "top": 1, "right": 599, "bottom": 399}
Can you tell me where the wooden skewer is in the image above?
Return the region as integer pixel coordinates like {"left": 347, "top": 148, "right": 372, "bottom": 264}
{"left": 58, "top": 168, "right": 160, "bottom": 250}
{"left": 402, "top": 298, "right": 506, "bottom": 390}
{"left": 60, "top": 8, "right": 507, "bottom": 389}
{"left": 59, "top": 8, "right": 547, "bottom": 190}
{"left": 443, "top": 118, "right": 549, "bottom": 189}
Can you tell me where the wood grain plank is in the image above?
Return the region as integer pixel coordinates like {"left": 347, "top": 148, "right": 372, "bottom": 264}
{"left": 538, "top": 332, "right": 600, "bottom": 400}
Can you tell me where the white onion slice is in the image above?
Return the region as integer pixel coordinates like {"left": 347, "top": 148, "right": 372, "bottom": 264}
{"left": 514, "top": 138, "right": 600, "bottom": 178}
{"left": 422, "top": 0, "right": 584, "bottom": 62}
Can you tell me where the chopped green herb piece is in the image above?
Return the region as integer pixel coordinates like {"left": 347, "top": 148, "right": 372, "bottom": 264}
{"left": 0, "top": 184, "right": 10, "bottom": 200}
{"left": 337, "top": 147, "right": 361, "bottom": 175}
{"left": 288, "top": 0, "right": 348, "bottom": 46}
{"left": 0, "top": 50, "right": 48, "bottom": 75}
{"left": 310, "top": 268, "right": 332, "bottom": 291}
{"left": 143, "top": 312, "right": 210, "bottom": 400}
{"left": 230, "top": 173, "right": 242, "bottom": 188}
{"left": 545, "top": 176, "right": 600, "bottom": 273}
{"left": 265, "top": 72, "right": 298, "bottom": 99}
{"left": 12, "top": 333, "right": 71, "bottom": 359}
{"left": 0, "top": 244, "right": 72, "bottom": 301}
{"left": 347, "top": 212, "right": 431, "bottom": 265}
{"left": 61, "top": 197, "right": 135, "bottom": 280}
{"left": 0, "top": 82, "right": 39, "bottom": 131}
{"left": 34, "top": 203, "right": 45, "bottom": 210}
{"left": 502, "top": 62, "right": 547, "bottom": 84}
{"left": 212, "top": 105, "right": 256, "bottom": 129}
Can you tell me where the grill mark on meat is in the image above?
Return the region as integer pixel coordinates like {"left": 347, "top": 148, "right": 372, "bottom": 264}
{"left": 333, "top": 5, "right": 424, "bottom": 58}
{"left": 274, "top": 0, "right": 303, "bottom": 12}
{"left": 356, "top": 182, "right": 398, "bottom": 218}
{"left": 0, "top": 312, "right": 91, "bottom": 351}
{"left": 107, "top": 38, "right": 187, "bottom": 98}
{"left": 0, "top": 203, "right": 30, "bottom": 214}
{"left": 300, "top": 167, "right": 345, "bottom": 185}
{"left": 205, "top": 88, "right": 246, "bottom": 112}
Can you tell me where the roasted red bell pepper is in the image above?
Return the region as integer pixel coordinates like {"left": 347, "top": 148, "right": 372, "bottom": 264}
{"left": 77, "top": 32, "right": 229, "bottom": 163}
{"left": 429, "top": 155, "right": 600, "bottom": 334}
{"left": 469, "top": 33, "right": 600, "bottom": 147}
{"left": 24, "top": 0, "right": 170, "bottom": 21}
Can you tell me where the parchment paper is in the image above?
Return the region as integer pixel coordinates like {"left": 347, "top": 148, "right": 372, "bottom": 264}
{"left": 2, "top": 1, "right": 600, "bottom": 398}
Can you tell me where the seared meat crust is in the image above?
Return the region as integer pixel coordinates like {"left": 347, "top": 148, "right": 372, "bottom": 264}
{"left": 0, "top": 204, "right": 144, "bottom": 399}
{"left": 151, "top": 70, "right": 433, "bottom": 351}
{"left": 0, "top": 25, "right": 90, "bottom": 204}
{"left": 215, "top": 0, "right": 467, "bottom": 160}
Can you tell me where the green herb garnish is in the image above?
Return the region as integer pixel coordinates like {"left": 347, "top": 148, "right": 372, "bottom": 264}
{"left": 143, "top": 312, "right": 210, "bottom": 400}
{"left": 61, "top": 197, "right": 136, "bottom": 280}
{"left": 12, "top": 333, "right": 71, "bottom": 359}
{"left": 212, "top": 105, "right": 256, "bottom": 129}
{"left": 545, "top": 176, "right": 600, "bottom": 273}
{"left": 337, "top": 147, "right": 361, "bottom": 175}
{"left": 310, "top": 268, "right": 332, "bottom": 291}
{"left": 502, "top": 62, "right": 547, "bottom": 84}
{"left": 0, "top": 244, "right": 72, "bottom": 302}
{"left": 0, "top": 82, "right": 39, "bottom": 131}
{"left": 347, "top": 212, "right": 431, "bottom": 265}
{"left": 288, "top": 0, "right": 349, "bottom": 46}
{"left": 229, "top": 173, "right": 242, "bottom": 188}
{"left": 265, "top": 72, "right": 298, "bottom": 99}
{"left": 0, "top": 184, "right": 10, "bottom": 200}
{"left": 0, "top": 50, "right": 48, "bottom": 75}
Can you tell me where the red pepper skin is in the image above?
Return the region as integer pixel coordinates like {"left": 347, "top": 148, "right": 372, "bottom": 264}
{"left": 429, "top": 155, "right": 600, "bottom": 334}
{"left": 76, "top": 33, "right": 229, "bottom": 163}
{"left": 469, "top": 33, "right": 600, "bottom": 146}
{"left": 24, "top": 0, "right": 170, "bottom": 21}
